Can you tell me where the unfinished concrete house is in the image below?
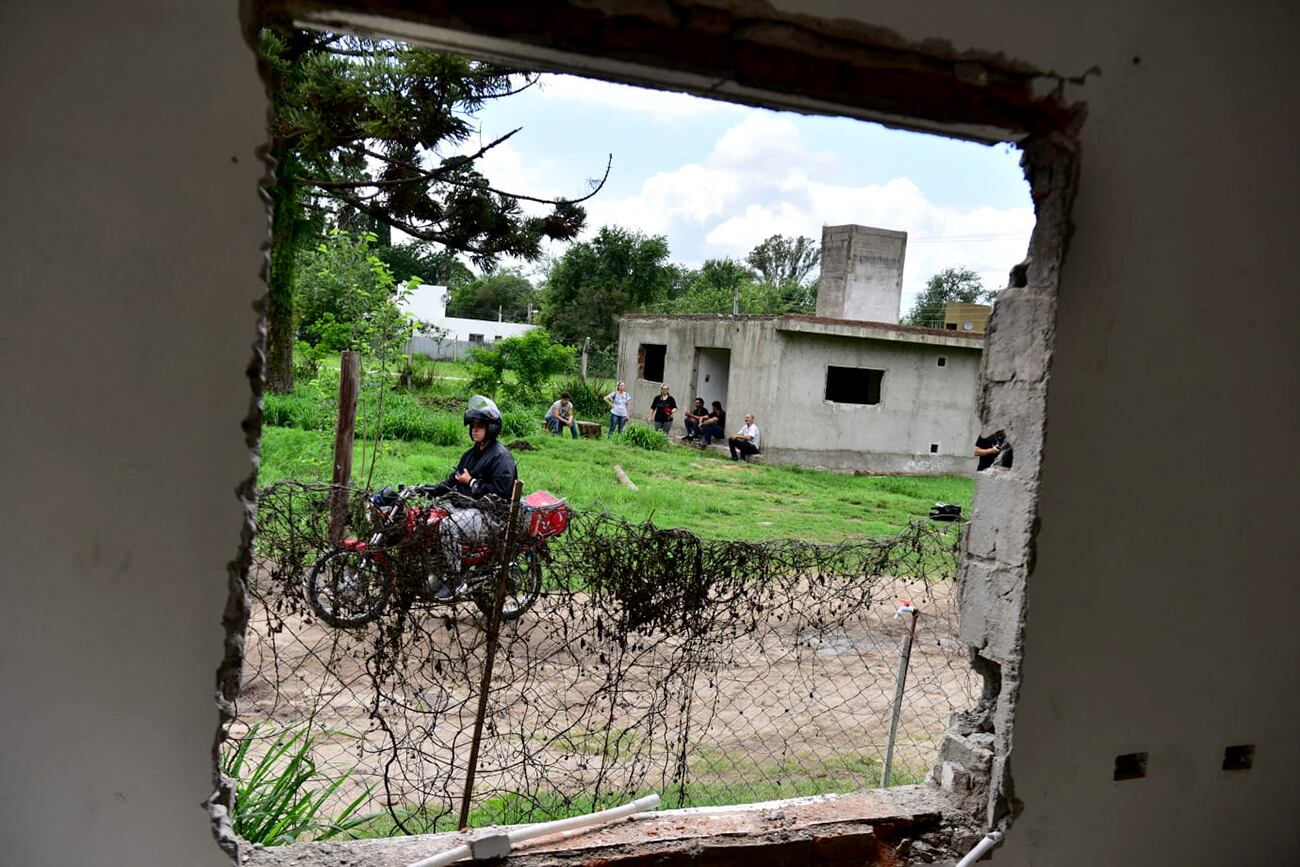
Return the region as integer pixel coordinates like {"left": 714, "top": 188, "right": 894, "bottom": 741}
{"left": 4, "top": 1, "right": 1297, "bottom": 865}
{"left": 618, "top": 225, "right": 983, "bottom": 473}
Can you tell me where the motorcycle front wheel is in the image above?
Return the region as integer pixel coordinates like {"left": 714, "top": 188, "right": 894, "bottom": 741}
{"left": 473, "top": 549, "right": 543, "bottom": 622}
{"left": 306, "top": 548, "right": 391, "bottom": 628}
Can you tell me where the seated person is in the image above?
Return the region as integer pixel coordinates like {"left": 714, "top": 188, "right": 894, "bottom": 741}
{"left": 544, "top": 392, "right": 579, "bottom": 439}
{"left": 728, "top": 413, "right": 761, "bottom": 461}
{"left": 419, "top": 395, "right": 518, "bottom": 597}
{"left": 682, "top": 397, "right": 707, "bottom": 440}
{"left": 697, "top": 401, "right": 726, "bottom": 447}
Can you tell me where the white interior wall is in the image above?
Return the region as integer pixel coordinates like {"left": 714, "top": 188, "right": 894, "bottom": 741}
{"left": 3, "top": 1, "right": 1297, "bottom": 865}
{"left": 0, "top": 2, "right": 264, "bottom": 865}
{"left": 776, "top": 1, "right": 1299, "bottom": 862}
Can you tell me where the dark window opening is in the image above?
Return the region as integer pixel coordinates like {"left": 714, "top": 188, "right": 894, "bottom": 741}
{"left": 825, "top": 366, "right": 883, "bottom": 405}
{"left": 930, "top": 443, "right": 940, "bottom": 453}
{"left": 1114, "top": 752, "right": 1148, "bottom": 781}
{"left": 640, "top": 343, "right": 666, "bottom": 382}
{"left": 468, "top": 333, "right": 485, "bottom": 344}
{"left": 937, "top": 356, "right": 947, "bottom": 367}
{"left": 1223, "top": 744, "right": 1255, "bottom": 771}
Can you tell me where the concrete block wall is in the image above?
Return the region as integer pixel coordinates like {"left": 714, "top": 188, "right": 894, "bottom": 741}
{"left": 935, "top": 135, "right": 1069, "bottom": 827}
{"left": 816, "top": 225, "right": 908, "bottom": 324}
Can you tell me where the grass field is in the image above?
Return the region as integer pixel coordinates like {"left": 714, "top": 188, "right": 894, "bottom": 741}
{"left": 259, "top": 424, "right": 972, "bottom": 543}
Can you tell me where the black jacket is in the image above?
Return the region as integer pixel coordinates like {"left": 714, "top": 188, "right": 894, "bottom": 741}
{"left": 429, "top": 440, "right": 518, "bottom": 501}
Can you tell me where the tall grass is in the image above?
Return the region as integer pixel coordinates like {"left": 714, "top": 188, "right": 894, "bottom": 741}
{"left": 259, "top": 425, "right": 974, "bottom": 543}
{"left": 224, "top": 722, "right": 373, "bottom": 845}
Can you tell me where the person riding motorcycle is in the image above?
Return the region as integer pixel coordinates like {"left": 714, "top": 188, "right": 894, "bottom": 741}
{"left": 418, "top": 395, "right": 518, "bottom": 598}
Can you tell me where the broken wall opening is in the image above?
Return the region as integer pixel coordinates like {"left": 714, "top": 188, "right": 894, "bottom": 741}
{"left": 223, "top": 0, "right": 1081, "bottom": 860}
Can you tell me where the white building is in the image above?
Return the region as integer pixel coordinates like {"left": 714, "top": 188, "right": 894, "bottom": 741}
{"left": 401, "top": 283, "right": 537, "bottom": 359}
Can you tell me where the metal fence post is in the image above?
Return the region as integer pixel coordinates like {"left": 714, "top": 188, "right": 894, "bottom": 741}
{"left": 881, "top": 601, "right": 919, "bottom": 788}
{"left": 458, "top": 479, "right": 525, "bottom": 830}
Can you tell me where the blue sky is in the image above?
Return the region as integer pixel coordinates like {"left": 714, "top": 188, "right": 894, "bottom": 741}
{"left": 460, "top": 74, "right": 1034, "bottom": 313}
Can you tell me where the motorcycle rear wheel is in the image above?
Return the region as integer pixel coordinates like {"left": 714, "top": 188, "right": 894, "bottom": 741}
{"left": 473, "top": 549, "right": 542, "bottom": 622}
{"left": 306, "top": 548, "right": 391, "bottom": 628}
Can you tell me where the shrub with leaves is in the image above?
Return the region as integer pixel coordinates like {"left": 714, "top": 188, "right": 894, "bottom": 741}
{"left": 467, "top": 329, "right": 575, "bottom": 405}
{"left": 611, "top": 424, "right": 669, "bottom": 451}
{"left": 558, "top": 377, "right": 614, "bottom": 420}
{"left": 224, "top": 722, "right": 372, "bottom": 846}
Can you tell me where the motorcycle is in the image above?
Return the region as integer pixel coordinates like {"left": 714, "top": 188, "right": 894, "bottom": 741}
{"left": 305, "top": 485, "right": 568, "bottom": 628}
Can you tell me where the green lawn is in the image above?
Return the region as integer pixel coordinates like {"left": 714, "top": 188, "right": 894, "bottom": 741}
{"left": 259, "top": 425, "right": 971, "bottom": 543}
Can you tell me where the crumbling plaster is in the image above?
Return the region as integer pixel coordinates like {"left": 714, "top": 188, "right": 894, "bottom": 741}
{"left": 6, "top": 1, "right": 1296, "bottom": 866}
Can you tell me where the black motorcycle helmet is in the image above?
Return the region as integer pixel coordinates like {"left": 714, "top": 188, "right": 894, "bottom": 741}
{"left": 464, "top": 394, "right": 503, "bottom": 441}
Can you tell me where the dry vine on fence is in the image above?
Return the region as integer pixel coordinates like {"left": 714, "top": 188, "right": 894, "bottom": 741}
{"left": 233, "top": 482, "right": 974, "bottom": 836}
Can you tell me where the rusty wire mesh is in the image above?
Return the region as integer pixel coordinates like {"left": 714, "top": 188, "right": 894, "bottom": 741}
{"left": 231, "top": 481, "right": 975, "bottom": 836}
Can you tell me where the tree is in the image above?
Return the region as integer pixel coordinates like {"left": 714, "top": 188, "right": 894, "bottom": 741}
{"left": 539, "top": 227, "right": 677, "bottom": 345}
{"left": 745, "top": 234, "right": 820, "bottom": 311}
{"left": 648, "top": 258, "right": 786, "bottom": 315}
{"left": 259, "top": 28, "right": 604, "bottom": 392}
{"left": 467, "top": 329, "right": 575, "bottom": 405}
{"left": 376, "top": 240, "right": 474, "bottom": 287}
{"left": 446, "top": 271, "right": 537, "bottom": 322}
{"left": 295, "top": 228, "right": 416, "bottom": 351}
{"left": 903, "top": 266, "right": 994, "bottom": 327}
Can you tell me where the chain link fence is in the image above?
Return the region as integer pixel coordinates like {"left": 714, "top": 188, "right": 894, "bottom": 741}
{"left": 231, "top": 482, "right": 974, "bottom": 837}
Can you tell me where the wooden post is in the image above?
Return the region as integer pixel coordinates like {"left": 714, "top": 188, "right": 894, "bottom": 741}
{"left": 580, "top": 336, "right": 591, "bottom": 384}
{"left": 459, "top": 479, "right": 525, "bottom": 830}
{"left": 328, "top": 351, "right": 360, "bottom": 543}
{"left": 881, "top": 604, "right": 919, "bottom": 788}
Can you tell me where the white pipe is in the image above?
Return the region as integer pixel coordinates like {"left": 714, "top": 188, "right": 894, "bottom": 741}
{"left": 955, "top": 830, "right": 1005, "bottom": 867}
{"left": 407, "top": 794, "right": 661, "bottom": 867}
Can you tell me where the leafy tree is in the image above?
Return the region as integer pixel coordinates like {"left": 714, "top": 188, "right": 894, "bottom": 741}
{"left": 746, "top": 234, "right": 820, "bottom": 311}
{"left": 467, "top": 329, "right": 575, "bottom": 406}
{"left": 648, "top": 258, "right": 786, "bottom": 314}
{"left": 260, "top": 28, "right": 603, "bottom": 392}
{"left": 903, "top": 266, "right": 994, "bottom": 327}
{"left": 376, "top": 240, "right": 474, "bottom": 287}
{"left": 540, "top": 227, "right": 677, "bottom": 345}
{"left": 296, "top": 229, "right": 410, "bottom": 349}
{"left": 447, "top": 271, "right": 537, "bottom": 322}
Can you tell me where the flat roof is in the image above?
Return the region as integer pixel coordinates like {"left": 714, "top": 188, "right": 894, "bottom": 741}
{"left": 620, "top": 313, "right": 985, "bottom": 350}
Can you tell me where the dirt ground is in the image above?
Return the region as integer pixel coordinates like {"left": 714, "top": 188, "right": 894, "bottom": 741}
{"left": 233, "top": 571, "right": 975, "bottom": 823}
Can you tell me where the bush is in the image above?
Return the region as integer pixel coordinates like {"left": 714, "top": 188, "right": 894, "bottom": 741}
{"left": 399, "top": 354, "right": 440, "bottom": 391}
{"left": 224, "top": 722, "right": 372, "bottom": 845}
{"left": 558, "top": 377, "right": 615, "bottom": 420}
{"left": 500, "top": 410, "right": 537, "bottom": 439}
{"left": 264, "top": 390, "right": 332, "bottom": 431}
{"left": 612, "top": 424, "right": 669, "bottom": 452}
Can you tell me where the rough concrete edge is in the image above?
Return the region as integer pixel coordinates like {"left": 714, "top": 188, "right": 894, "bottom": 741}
{"left": 217, "top": 0, "right": 1086, "bottom": 857}
{"left": 208, "top": 2, "right": 274, "bottom": 863}
{"left": 940, "top": 126, "right": 1081, "bottom": 832}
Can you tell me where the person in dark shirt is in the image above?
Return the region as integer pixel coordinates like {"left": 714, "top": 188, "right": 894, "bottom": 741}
{"left": 974, "top": 429, "right": 1009, "bottom": 471}
{"left": 649, "top": 384, "right": 677, "bottom": 435}
{"left": 682, "top": 397, "right": 707, "bottom": 441}
{"left": 697, "top": 401, "right": 727, "bottom": 447}
{"left": 420, "top": 395, "right": 517, "bottom": 596}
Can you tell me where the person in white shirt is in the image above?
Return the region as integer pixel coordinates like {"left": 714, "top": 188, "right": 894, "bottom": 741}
{"left": 604, "top": 381, "right": 632, "bottom": 436}
{"left": 545, "top": 392, "right": 579, "bottom": 439}
{"left": 728, "top": 414, "right": 761, "bottom": 461}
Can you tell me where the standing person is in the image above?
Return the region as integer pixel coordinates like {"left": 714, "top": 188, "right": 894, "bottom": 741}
{"left": 419, "top": 395, "right": 518, "bottom": 598}
{"left": 604, "top": 380, "right": 632, "bottom": 436}
{"left": 697, "top": 401, "right": 727, "bottom": 447}
{"left": 973, "top": 429, "right": 1009, "bottom": 471}
{"left": 648, "top": 384, "right": 677, "bottom": 435}
{"left": 728, "top": 413, "right": 761, "bottom": 461}
{"left": 682, "top": 397, "right": 707, "bottom": 441}
{"left": 545, "top": 392, "right": 579, "bottom": 439}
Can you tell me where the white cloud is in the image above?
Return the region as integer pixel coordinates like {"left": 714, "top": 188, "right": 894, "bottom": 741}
{"left": 536, "top": 74, "right": 742, "bottom": 125}
{"left": 444, "top": 107, "right": 1034, "bottom": 310}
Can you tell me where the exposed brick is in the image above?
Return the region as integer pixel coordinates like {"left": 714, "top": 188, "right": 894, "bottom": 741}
{"left": 810, "top": 830, "right": 883, "bottom": 863}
